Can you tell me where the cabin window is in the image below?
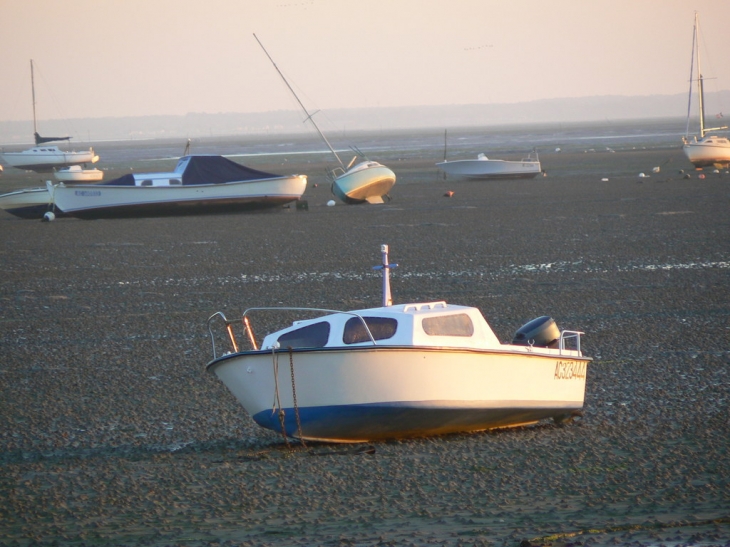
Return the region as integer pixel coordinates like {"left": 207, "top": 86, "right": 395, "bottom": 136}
{"left": 140, "top": 180, "right": 153, "bottom": 186}
{"left": 343, "top": 316, "right": 398, "bottom": 344}
{"left": 169, "top": 179, "right": 182, "bottom": 185}
{"left": 422, "top": 314, "right": 474, "bottom": 337}
{"left": 277, "top": 321, "right": 330, "bottom": 349}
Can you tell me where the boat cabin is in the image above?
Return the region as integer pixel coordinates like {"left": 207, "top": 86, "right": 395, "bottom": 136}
{"left": 27, "top": 146, "right": 62, "bottom": 154}
{"left": 259, "top": 302, "right": 503, "bottom": 351}
{"left": 133, "top": 173, "right": 182, "bottom": 187}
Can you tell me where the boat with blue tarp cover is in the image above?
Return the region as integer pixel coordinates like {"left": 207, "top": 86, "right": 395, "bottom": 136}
{"left": 47, "top": 155, "right": 307, "bottom": 219}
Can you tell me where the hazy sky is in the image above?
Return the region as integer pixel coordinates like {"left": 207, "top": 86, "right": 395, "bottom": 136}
{"left": 1, "top": 0, "right": 729, "bottom": 122}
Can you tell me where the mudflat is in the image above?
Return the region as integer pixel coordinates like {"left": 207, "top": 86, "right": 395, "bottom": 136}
{"left": 1, "top": 135, "right": 728, "bottom": 546}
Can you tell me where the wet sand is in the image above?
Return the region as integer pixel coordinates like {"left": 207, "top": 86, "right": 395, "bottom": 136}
{"left": 1, "top": 137, "right": 729, "bottom": 546}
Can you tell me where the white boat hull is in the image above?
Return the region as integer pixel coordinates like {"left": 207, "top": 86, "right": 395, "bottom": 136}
{"left": 48, "top": 174, "right": 307, "bottom": 219}
{"left": 332, "top": 162, "right": 396, "bottom": 204}
{"left": 2, "top": 146, "right": 98, "bottom": 172}
{"left": 683, "top": 136, "right": 730, "bottom": 168}
{"left": 208, "top": 346, "right": 588, "bottom": 442}
{"left": 0, "top": 187, "right": 57, "bottom": 219}
{"left": 436, "top": 158, "right": 541, "bottom": 179}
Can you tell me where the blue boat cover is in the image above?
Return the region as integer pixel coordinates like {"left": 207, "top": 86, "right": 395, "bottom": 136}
{"left": 102, "top": 156, "right": 281, "bottom": 186}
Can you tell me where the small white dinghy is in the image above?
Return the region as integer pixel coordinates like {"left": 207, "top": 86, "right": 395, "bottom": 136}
{"left": 206, "top": 245, "right": 591, "bottom": 443}
{"left": 54, "top": 165, "right": 104, "bottom": 182}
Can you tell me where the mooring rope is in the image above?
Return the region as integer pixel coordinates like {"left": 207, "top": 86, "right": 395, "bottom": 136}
{"left": 288, "top": 347, "right": 307, "bottom": 448}
{"left": 270, "top": 345, "right": 290, "bottom": 448}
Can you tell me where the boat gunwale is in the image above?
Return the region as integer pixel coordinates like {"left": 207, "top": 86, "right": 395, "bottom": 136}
{"left": 54, "top": 173, "right": 305, "bottom": 189}
{"left": 206, "top": 343, "right": 592, "bottom": 373}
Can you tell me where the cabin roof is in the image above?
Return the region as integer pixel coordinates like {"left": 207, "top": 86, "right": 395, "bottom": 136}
{"left": 101, "top": 155, "right": 282, "bottom": 186}
{"left": 259, "top": 302, "right": 502, "bottom": 350}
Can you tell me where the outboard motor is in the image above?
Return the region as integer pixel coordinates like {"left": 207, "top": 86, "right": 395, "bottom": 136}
{"left": 512, "top": 316, "right": 560, "bottom": 348}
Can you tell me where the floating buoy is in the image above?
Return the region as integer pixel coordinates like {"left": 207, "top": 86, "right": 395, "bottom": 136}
{"left": 698, "top": 173, "right": 705, "bottom": 179}
{"left": 638, "top": 173, "right": 647, "bottom": 178}
{"left": 601, "top": 178, "right": 609, "bottom": 182}
{"left": 42, "top": 211, "right": 55, "bottom": 222}
{"left": 326, "top": 200, "right": 335, "bottom": 206}
{"left": 444, "top": 191, "right": 454, "bottom": 197}
{"left": 652, "top": 166, "right": 660, "bottom": 173}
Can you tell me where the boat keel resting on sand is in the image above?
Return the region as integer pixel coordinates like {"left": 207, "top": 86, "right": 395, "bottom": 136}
{"left": 206, "top": 245, "right": 590, "bottom": 443}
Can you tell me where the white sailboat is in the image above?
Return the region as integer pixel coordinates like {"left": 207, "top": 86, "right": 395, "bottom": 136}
{"left": 254, "top": 34, "right": 396, "bottom": 204}
{"left": 1, "top": 60, "right": 98, "bottom": 173}
{"left": 682, "top": 13, "right": 730, "bottom": 168}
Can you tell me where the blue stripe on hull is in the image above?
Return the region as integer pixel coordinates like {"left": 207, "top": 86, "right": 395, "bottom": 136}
{"left": 252, "top": 401, "right": 580, "bottom": 442}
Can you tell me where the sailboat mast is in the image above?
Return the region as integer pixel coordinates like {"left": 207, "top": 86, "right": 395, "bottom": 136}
{"left": 30, "top": 59, "right": 38, "bottom": 136}
{"left": 684, "top": 16, "right": 697, "bottom": 138}
{"left": 695, "top": 14, "right": 706, "bottom": 138}
{"left": 253, "top": 34, "right": 345, "bottom": 169}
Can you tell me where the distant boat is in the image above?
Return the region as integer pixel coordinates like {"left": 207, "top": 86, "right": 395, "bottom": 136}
{"left": 54, "top": 165, "right": 104, "bottom": 182}
{"left": 47, "top": 155, "right": 307, "bottom": 219}
{"left": 436, "top": 150, "right": 542, "bottom": 180}
{"left": 1, "top": 60, "right": 98, "bottom": 173}
{"left": 254, "top": 34, "right": 396, "bottom": 204}
{"left": 3, "top": 144, "right": 99, "bottom": 173}
{"left": 682, "top": 13, "right": 730, "bottom": 168}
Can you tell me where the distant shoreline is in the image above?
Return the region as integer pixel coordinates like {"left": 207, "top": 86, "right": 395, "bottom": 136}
{"left": 1, "top": 89, "right": 728, "bottom": 144}
{"left": 0, "top": 116, "right": 691, "bottom": 150}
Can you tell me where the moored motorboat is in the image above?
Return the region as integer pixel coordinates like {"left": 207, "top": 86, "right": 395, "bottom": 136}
{"left": 54, "top": 165, "right": 104, "bottom": 182}
{"left": 48, "top": 155, "right": 307, "bottom": 219}
{"left": 206, "top": 245, "right": 590, "bottom": 443}
{"left": 0, "top": 186, "right": 58, "bottom": 219}
{"left": 436, "top": 151, "right": 541, "bottom": 180}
